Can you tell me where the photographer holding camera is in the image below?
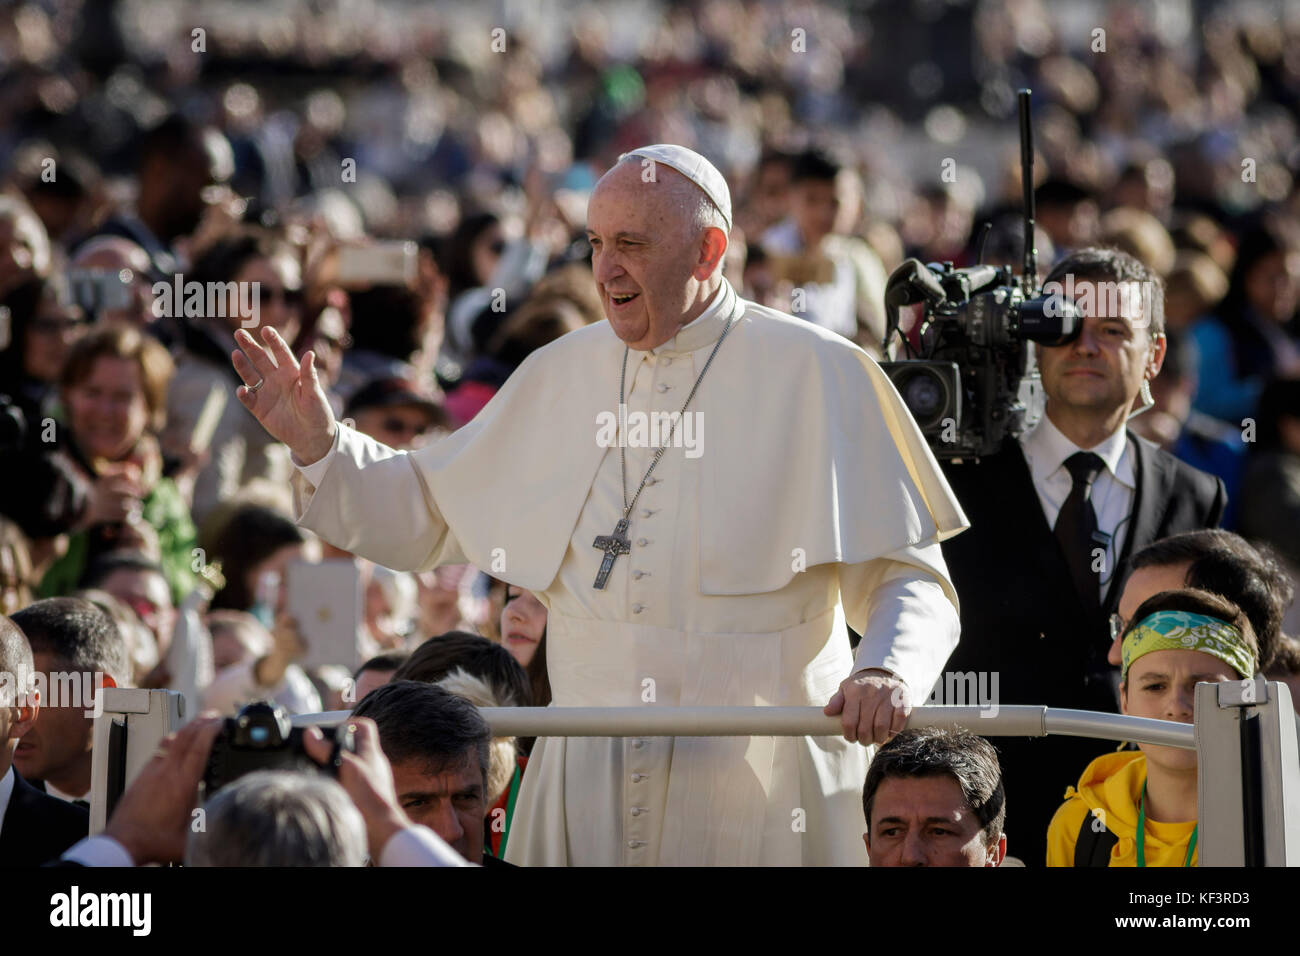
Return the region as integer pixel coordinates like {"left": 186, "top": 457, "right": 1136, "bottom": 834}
{"left": 938, "top": 247, "right": 1225, "bottom": 865}
{"left": 58, "top": 709, "right": 469, "bottom": 867}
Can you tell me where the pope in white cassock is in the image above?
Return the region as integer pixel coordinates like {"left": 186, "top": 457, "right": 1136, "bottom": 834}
{"left": 231, "top": 145, "right": 970, "bottom": 866}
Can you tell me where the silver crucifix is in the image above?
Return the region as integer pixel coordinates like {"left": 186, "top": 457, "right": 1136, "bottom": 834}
{"left": 592, "top": 517, "right": 631, "bottom": 589}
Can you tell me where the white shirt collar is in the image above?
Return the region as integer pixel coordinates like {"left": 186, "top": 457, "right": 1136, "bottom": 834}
{"left": 44, "top": 778, "right": 88, "bottom": 803}
{"left": 1024, "top": 412, "right": 1134, "bottom": 489}
{"left": 0, "top": 765, "right": 14, "bottom": 831}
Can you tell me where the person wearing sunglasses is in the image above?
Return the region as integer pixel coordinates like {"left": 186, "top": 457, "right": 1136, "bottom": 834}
{"left": 1047, "top": 587, "right": 1258, "bottom": 866}
{"left": 343, "top": 377, "right": 449, "bottom": 452}
{"left": 0, "top": 276, "right": 90, "bottom": 416}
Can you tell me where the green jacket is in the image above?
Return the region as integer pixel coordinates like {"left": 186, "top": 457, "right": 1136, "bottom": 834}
{"left": 39, "top": 475, "right": 200, "bottom": 603}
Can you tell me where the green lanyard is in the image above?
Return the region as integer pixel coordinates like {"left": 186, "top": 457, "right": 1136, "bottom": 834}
{"left": 495, "top": 761, "right": 524, "bottom": 860}
{"left": 1137, "top": 782, "right": 1197, "bottom": 867}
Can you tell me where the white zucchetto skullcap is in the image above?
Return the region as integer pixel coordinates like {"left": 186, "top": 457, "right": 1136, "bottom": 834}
{"left": 619, "top": 144, "right": 733, "bottom": 233}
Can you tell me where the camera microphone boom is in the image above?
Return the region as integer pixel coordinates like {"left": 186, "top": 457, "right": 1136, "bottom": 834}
{"left": 879, "top": 89, "right": 1081, "bottom": 460}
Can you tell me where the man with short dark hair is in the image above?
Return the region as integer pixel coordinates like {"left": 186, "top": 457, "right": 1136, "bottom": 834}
{"left": 941, "top": 246, "right": 1225, "bottom": 864}
{"left": 862, "top": 727, "right": 1006, "bottom": 867}
{"left": 1109, "top": 529, "right": 1292, "bottom": 672}
{"left": 352, "top": 650, "right": 408, "bottom": 705}
{"left": 0, "top": 614, "right": 90, "bottom": 864}
{"left": 10, "top": 598, "right": 129, "bottom": 802}
{"left": 352, "top": 680, "right": 492, "bottom": 864}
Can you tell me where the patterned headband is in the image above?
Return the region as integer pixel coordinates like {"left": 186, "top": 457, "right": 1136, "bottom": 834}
{"left": 1121, "top": 609, "right": 1256, "bottom": 682}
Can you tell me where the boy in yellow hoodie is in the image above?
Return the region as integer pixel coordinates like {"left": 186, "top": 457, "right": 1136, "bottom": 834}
{"left": 1047, "top": 588, "right": 1258, "bottom": 866}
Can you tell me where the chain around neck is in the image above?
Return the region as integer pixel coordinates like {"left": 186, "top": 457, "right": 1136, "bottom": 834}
{"left": 617, "top": 316, "right": 736, "bottom": 518}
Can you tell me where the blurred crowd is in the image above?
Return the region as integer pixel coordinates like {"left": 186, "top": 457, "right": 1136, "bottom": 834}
{"left": 3, "top": 0, "right": 1300, "bottom": 867}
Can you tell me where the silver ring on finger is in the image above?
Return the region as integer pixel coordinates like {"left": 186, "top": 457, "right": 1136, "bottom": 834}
{"left": 248, "top": 378, "right": 265, "bottom": 392}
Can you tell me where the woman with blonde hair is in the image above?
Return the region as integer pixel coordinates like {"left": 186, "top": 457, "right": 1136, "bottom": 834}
{"left": 38, "top": 322, "right": 200, "bottom": 601}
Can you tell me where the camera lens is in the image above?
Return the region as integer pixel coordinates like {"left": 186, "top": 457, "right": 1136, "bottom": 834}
{"left": 901, "top": 369, "right": 948, "bottom": 430}
{"left": 231, "top": 700, "right": 291, "bottom": 749}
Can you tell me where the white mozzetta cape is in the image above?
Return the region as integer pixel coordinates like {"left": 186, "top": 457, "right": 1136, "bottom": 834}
{"left": 296, "top": 279, "right": 970, "bottom": 865}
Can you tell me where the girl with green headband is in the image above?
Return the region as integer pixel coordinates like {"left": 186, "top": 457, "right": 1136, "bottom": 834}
{"left": 1047, "top": 588, "right": 1258, "bottom": 867}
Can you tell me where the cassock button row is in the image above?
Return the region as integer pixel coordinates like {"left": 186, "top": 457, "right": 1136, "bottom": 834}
{"left": 630, "top": 806, "right": 648, "bottom": 815}
{"left": 632, "top": 603, "right": 645, "bottom": 614}
{"left": 656, "top": 383, "right": 670, "bottom": 393}
{"left": 628, "top": 840, "right": 647, "bottom": 849}
{"left": 661, "top": 356, "right": 672, "bottom": 365}
{"left": 631, "top": 773, "right": 647, "bottom": 782}
{"left": 640, "top": 508, "right": 656, "bottom": 518}
{"left": 637, "top": 538, "right": 649, "bottom": 547}
{"left": 632, "top": 570, "right": 649, "bottom": 580}
{"left": 633, "top": 738, "right": 646, "bottom": 749}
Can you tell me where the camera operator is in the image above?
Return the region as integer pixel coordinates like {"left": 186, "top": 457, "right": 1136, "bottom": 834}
{"left": 939, "top": 247, "right": 1225, "bottom": 865}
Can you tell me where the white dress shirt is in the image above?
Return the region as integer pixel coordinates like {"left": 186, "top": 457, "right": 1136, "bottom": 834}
{"left": 1019, "top": 413, "right": 1135, "bottom": 602}
{"left": 0, "top": 766, "right": 15, "bottom": 836}
{"left": 62, "top": 833, "right": 135, "bottom": 867}
{"left": 44, "top": 779, "right": 89, "bottom": 803}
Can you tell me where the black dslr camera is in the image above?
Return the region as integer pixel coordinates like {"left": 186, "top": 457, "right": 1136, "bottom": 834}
{"left": 879, "top": 90, "right": 1081, "bottom": 460}
{"left": 203, "top": 700, "right": 355, "bottom": 794}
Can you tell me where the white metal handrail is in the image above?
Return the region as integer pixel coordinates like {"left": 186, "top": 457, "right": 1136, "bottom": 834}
{"left": 294, "top": 704, "right": 1197, "bottom": 750}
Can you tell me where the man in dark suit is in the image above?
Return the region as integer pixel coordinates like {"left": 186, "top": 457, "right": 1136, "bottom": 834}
{"left": 939, "top": 248, "right": 1225, "bottom": 865}
{"left": 0, "top": 615, "right": 89, "bottom": 866}
{"left": 9, "top": 598, "right": 127, "bottom": 805}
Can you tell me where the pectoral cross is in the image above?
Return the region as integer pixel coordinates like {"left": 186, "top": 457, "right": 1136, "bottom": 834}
{"left": 592, "top": 517, "right": 631, "bottom": 589}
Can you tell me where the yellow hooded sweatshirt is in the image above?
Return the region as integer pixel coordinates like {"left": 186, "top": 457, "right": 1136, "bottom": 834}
{"left": 1046, "top": 751, "right": 1198, "bottom": 867}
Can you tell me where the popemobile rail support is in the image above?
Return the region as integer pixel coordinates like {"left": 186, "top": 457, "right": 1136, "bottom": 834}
{"left": 89, "top": 681, "right": 1300, "bottom": 865}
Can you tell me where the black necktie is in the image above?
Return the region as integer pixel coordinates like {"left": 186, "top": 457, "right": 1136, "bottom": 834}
{"left": 1054, "top": 451, "right": 1105, "bottom": 610}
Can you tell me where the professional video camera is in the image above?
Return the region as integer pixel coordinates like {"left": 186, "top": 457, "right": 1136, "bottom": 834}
{"left": 203, "top": 700, "right": 354, "bottom": 794}
{"left": 879, "top": 90, "right": 1081, "bottom": 460}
